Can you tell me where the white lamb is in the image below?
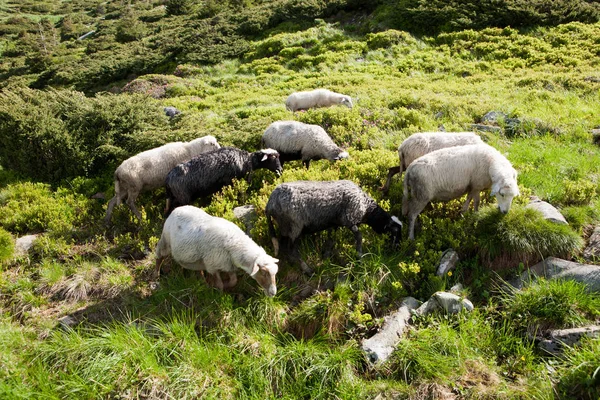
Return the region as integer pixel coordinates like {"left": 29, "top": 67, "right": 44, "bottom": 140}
{"left": 380, "top": 131, "right": 483, "bottom": 194}
{"left": 261, "top": 120, "right": 349, "bottom": 168}
{"left": 403, "top": 143, "right": 519, "bottom": 240}
{"left": 105, "top": 135, "right": 220, "bottom": 223}
{"left": 155, "top": 206, "right": 279, "bottom": 296}
{"left": 285, "top": 89, "right": 353, "bottom": 112}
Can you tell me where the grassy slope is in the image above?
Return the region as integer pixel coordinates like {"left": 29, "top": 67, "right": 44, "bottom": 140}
{"left": 1, "top": 3, "right": 600, "bottom": 399}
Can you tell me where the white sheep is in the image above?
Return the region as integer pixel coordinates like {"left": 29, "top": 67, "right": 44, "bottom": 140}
{"left": 402, "top": 143, "right": 519, "bottom": 240}
{"left": 105, "top": 135, "right": 220, "bottom": 223}
{"left": 261, "top": 120, "right": 348, "bottom": 168}
{"left": 285, "top": 89, "right": 353, "bottom": 112}
{"left": 380, "top": 131, "right": 483, "bottom": 194}
{"left": 155, "top": 206, "right": 279, "bottom": 296}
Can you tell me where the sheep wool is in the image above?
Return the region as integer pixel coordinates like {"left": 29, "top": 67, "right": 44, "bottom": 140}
{"left": 261, "top": 120, "right": 349, "bottom": 168}
{"left": 165, "top": 147, "right": 282, "bottom": 216}
{"left": 381, "top": 131, "right": 482, "bottom": 194}
{"left": 105, "top": 135, "right": 220, "bottom": 223}
{"left": 285, "top": 89, "right": 353, "bottom": 112}
{"left": 403, "top": 143, "right": 519, "bottom": 240}
{"left": 155, "top": 206, "right": 279, "bottom": 296}
{"left": 266, "top": 180, "right": 402, "bottom": 274}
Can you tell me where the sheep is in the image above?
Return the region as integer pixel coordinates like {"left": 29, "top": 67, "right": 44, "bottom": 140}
{"left": 285, "top": 89, "right": 353, "bottom": 112}
{"left": 380, "top": 131, "right": 483, "bottom": 194}
{"left": 165, "top": 147, "right": 282, "bottom": 216}
{"left": 265, "top": 180, "right": 402, "bottom": 274}
{"left": 105, "top": 135, "right": 220, "bottom": 223}
{"left": 402, "top": 143, "right": 519, "bottom": 240}
{"left": 261, "top": 120, "right": 349, "bottom": 168}
{"left": 155, "top": 205, "right": 279, "bottom": 296}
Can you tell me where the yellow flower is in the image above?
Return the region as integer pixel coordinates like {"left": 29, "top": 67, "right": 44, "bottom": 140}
{"left": 447, "top": 271, "right": 453, "bottom": 277}
{"left": 520, "top": 356, "right": 525, "bottom": 361}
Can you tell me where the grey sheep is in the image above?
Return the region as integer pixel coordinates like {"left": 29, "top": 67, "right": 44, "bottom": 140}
{"left": 266, "top": 180, "right": 402, "bottom": 274}
{"left": 381, "top": 131, "right": 482, "bottom": 194}
{"left": 403, "top": 143, "right": 519, "bottom": 240}
{"left": 105, "top": 135, "right": 220, "bottom": 223}
{"left": 165, "top": 147, "right": 282, "bottom": 216}
{"left": 261, "top": 120, "right": 349, "bottom": 168}
{"left": 285, "top": 89, "right": 353, "bottom": 112}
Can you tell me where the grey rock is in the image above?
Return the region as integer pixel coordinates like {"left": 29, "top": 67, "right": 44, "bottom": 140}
{"left": 481, "top": 111, "right": 508, "bottom": 124}
{"left": 164, "top": 106, "right": 181, "bottom": 118}
{"left": 362, "top": 297, "right": 420, "bottom": 364}
{"left": 470, "top": 124, "right": 502, "bottom": 133}
{"left": 526, "top": 196, "right": 567, "bottom": 225}
{"left": 593, "top": 129, "right": 600, "bottom": 145}
{"left": 450, "top": 283, "right": 464, "bottom": 293}
{"left": 514, "top": 257, "right": 600, "bottom": 292}
{"left": 539, "top": 325, "right": 600, "bottom": 355}
{"left": 77, "top": 30, "right": 95, "bottom": 41}
{"left": 415, "top": 292, "right": 474, "bottom": 316}
{"left": 436, "top": 248, "right": 459, "bottom": 276}
{"left": 233, "top": 205, "right": 258, "bottom": 234}
{"left": 584, "top": 226, "right": 600, "bottom": 261}
{"left": 15, "top": 234, "right": 39, "bottom": 256}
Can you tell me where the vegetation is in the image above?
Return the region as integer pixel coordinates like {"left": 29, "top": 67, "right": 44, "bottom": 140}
{"left": 0, "top": 0, "right": 599, "bottom": 398}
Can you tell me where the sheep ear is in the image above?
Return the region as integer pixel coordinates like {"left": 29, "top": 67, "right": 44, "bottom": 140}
{"left": 261, "top": 154, "right": 268, "bottom": 162}
{"left": 250, "top": 262, "right": 260, "bottom": 276}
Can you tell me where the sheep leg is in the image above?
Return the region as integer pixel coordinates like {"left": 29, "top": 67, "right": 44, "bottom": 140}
{"left": 209, "top": 272, "right": 224, "bottom": 291}
{"left": 350, "top": 225, "right": 363, "bottom": 257}
{"left": 154, "top": 257, "right": 165, "bottom": 279}
{"left": 225, "top": 272, "right": 238, "bottom": 289}
{"left": 303, "top": 159, "right": 311, "bottom": 169}
{"left": 125, "top": 190, "right": 142, "bottom": 221}
{"left": 290, "top": 239, "right": 313, "bottom": 275}
{"left": 462, "top": 193, "right": 473, "bottom": 213}
{"left": 323, "top": 228, "right": 337, "bottom": 258}
{"left": 380, "top": 165, "right": 401, "bottom": 194}
{"left": 267, "top": 214, "right": 279, "bottom": 256}
{"left": 105, "top": 191, "right": 127, "bottom": 224}
{"left": 407, "top": 199, "right": 428, "bottom": 240}
{"left": 472, "top": 192, "right": 481, "bottom": 211}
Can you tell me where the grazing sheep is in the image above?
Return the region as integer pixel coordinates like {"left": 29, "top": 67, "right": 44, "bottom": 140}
{"left": 261, "top": 120, "right": 349, "bottom": 168}
{"left": 285, "top": 89, "right": 353, "bottom": 112}
{"left": 266, "top": 180, "right": 402, "bottom": 274}
{"left": 403, "top": 143, "right": 519, "bottom": 240}
{"left": 105, "top": 136, "right": 220, "bottom": 223}
{"left": 165, "top": 147, "right": 282, "bottom": 216}
{"left": 380, "top": 131, "right": 483, "bottom": 194}
{"left": 155, "top": 206, "right": 279, "bottom": 296}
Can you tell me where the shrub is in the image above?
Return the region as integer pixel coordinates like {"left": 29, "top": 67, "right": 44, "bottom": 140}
{"left": 0, "top": 228, "right": 14, "bottom": 263}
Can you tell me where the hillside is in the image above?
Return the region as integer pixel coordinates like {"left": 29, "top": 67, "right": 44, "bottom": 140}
{"left": 1, "top": 1, "right": 600, "bottom": 399}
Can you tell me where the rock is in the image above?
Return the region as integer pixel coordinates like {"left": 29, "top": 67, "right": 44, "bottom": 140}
{"left": 91, "top": 192, "right": 105, "bottom": 200}
{"left": 470, "top": 124, "right": 502, "bottom": 133}
{"left": 584, "top": 226, "right": 600, "bottom": 261}
{"left": 513, "top": 257, "right": 600, "bottom": 292}
{"left": 436, "top": 249, "right": 459, "bottom": 276}
{"left": 362, "top": 297, "right": 421, "bottom": 364}
{"left": 481, "top": 111, "right": 508, "bottom": 124}
{"left": 592, "top": 129, "right": 600, "bottom": 146}
{"left": 164, "top": 106, "right": 181, "bottom": 118}
{"left": 415, "top": 292, "right": 474, "bottom": 316}
{"left": 77, "top": 30, "right": 95, "bottom": 41}
{"left": 15, "top": 234, "right": 39, "bottom": 256}
{"left": 539, "top": 325, "right": 600, "bottom": 355}
{"left": 450, "top": 283, "right": 464, "bottom": 293}
{"left": 233, "top": 205, "right": 258, "bottom": 235}
{"left": 526, "top": 196, "right": 567, "bottom": 225}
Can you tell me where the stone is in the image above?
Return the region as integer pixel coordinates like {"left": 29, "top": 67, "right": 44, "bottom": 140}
{"left": 450, "top": 283, "right": 464, "bottom": 293}
{"left": 164, "top": 106, "right": 181, "bottom": 118}
{"left": 233, "top": 205, "right": 258, "bottom": 234}
{"left": 415, "top": 292, "right": 474, "bottom": 316}
{"left": 539, "top": 325, "right": 600, "bottom": 355}
{"left": 436, "top": 249, "right": 459, "bottom": 276}
{"left": 362, "top": 297, "right": 421, "bottom": 364}
{"left": 584, "top": 226, "right": 600, "bottom": 261}
{"left": 470, "top": 124, "right": 502, "bottom": 133}
{"left": 593, "top": 129, "right": 600, "bottom": 146}
{"left": 481, "top": 111, "right": 508, "bottom": 124}
{"left": 514, "top": 257, "right": 600, "bottom": 292}
{"left": 526, "top": 196, "right": 568, "bottom": 225}
{"left": 15, "top": 234, "right": 39, "bottom": 256}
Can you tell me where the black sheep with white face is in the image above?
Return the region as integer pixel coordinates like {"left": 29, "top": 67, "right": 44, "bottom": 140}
{"left": 165, "top": 147, "right": 282, "bottom": 216}
{"left": 265, "top": 180, "right": 402, "bottom": 274}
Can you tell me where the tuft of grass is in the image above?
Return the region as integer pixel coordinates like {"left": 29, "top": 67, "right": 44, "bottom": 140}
{"left": 554, "top": 337, "right": 600, "bottom": 400}
{"left": 500, "top": 278, "right": 600, "bottom": 335}
{"left": 475, "top": 205, "right": 584, "bottom": 268}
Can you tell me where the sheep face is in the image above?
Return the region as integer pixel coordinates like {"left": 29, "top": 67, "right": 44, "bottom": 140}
{"left": 340, "top": 96, "right": 353, "bottom": 109}
{"left": 258, "top": 150, "right": 283, "bottom": 176}
{"left": 250, "top": 255, "right": 279, "bottom": 297}
{"left": 492, "top": 182, "right": 519, "bottom": 214}
{"left": 386, "top": 216, "right": 403, "bottom": 246}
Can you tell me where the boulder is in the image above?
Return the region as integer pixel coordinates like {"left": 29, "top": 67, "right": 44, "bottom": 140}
{"left": 233, "top": 205, "right": 258, "bottom": 235}
{"left": 164, "top": 106, "right": 181, "bottom": 118}
{"left": 538, "top": 325, "right": 600, "bottom": 355}
{"left": 362, "top": 297, "right": 421, "bottom": 364}
{"left": 415, "top": 291, "right": 474, "bottom": 316}
{"left": 470, "top": 124, "right": 502, "bottom": 133}
{"left": 436, "top": 249, "right": 459, "bottom": 276}
{"left": 583, "top": 226, "right": 600, "bottom": 261}
{"left": 481, "top": 111, "right": 508, "bottom": 124}
{"left": 526, "top": 196, "right": 567, "bottom": 225}
{"left": 15, "top": 234, "right": 39, "bottom": 256}
{"left": 513, "top": 257, "right": 600, "bottom": 292}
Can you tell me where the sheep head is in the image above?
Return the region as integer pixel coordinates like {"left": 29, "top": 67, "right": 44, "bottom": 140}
{"left": 256, "top": 149, "right": 283, "bottom": 176}
{"left": 250, "top": 254, "right": 279, "bottom": 297}
{"left": 491, "top": 178, "right": 519, "bottom": 214}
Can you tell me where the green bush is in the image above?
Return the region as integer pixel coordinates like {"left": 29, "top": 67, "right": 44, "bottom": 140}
{"left": 0, "top": 228, "right": 14, "bottom": 263}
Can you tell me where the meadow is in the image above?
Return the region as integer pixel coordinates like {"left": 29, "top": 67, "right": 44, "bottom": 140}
{"left": 1, "top": 1, "right": 600, "bottom": 398}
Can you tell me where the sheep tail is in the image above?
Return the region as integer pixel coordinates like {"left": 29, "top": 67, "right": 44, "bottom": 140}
{"left": 114, "top": 175, "right": 123, "bottom": 206}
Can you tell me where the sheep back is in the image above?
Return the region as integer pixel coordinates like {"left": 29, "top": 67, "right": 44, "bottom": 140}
{"left": 285, "top": 89, "right": 352, "bottom": 111}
